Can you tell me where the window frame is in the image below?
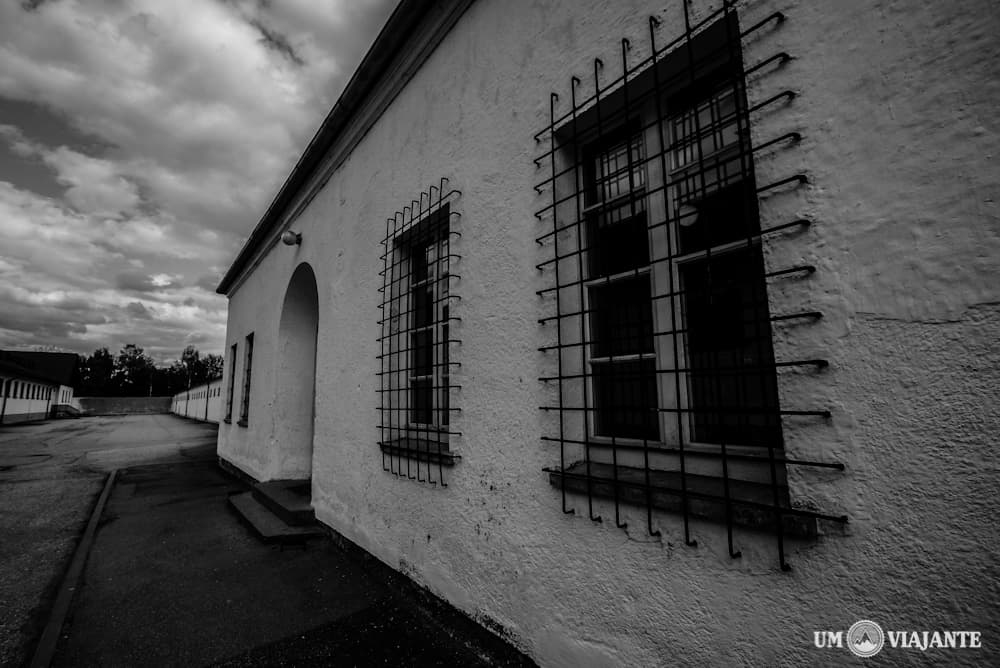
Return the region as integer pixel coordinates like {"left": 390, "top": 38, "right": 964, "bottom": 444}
{"left": 238, "top": 333, "right": 253, "bottom": 427}
{"left": 224, "top": 342, "right": 237, "bottom": 423}
{"left": 377, "top": 185, "right": 461, "bottom": 485}
{"left": 574, "top": 56, "right": 783, "bottom": 458}
{"left": 402, "top": 226, "right": 451, "bottom": 431}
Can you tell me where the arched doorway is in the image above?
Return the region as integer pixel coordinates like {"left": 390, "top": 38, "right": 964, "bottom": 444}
{"left": 274, "top": 262, "right": 319, "bottom": 484}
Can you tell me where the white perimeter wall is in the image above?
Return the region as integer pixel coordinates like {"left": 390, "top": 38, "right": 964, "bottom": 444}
{"left": 218, "top": 0, "right": 1000, "bottom": 665}
{"left": 171, "top": 378, "right": 225, "bottom": 423}
{"left": 1, "top": 376, "right": 58, "bottom": 423}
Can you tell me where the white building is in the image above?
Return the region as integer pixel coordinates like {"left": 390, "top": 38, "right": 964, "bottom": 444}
{"left": 0, "top": 351, "right": 78, "bottom": 424}
{"left": 214, "top": 1, "right": 999, "bottom": 665}
{"left": 171, "top": 377, "right": 225, "bottom": 423}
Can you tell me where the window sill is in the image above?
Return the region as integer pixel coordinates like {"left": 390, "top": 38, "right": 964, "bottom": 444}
{"left": 380, "top": 438, "right": 459, "bottom": 467}
{"left": 223, "top": 418, "right": 232, "bottom": 424}
{"left": 236, "top": 419, "right": 248, "bottom": 428}
{"left": 547, "top": 461, "right": 816, "bottom": 538}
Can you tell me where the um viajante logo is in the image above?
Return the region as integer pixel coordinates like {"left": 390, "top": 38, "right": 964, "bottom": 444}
{"left": 846, "top": 620, "right": 885, "bottom": 657}
{"left": 814, "top": 620, "right": 982, "bottom": 657}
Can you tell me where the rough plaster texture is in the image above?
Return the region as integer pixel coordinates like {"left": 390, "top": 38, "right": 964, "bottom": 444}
{"left": 218, "top": 0, "right": 1000, "bottom": 665}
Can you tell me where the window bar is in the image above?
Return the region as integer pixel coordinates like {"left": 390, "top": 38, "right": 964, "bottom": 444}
{"left": 618, "top": 38, "right": 645, "bottom": 532}
{"left": 680, "top": 0, "right": 739, "bottom": 560}
{"left": 410, "top": 198, "right": 421, "bottom": 482}
{"left": 240, "top": 332, "right": 253, "bottom": 425}
{"left": 537, "top": 169, "right": 811, "bottom": 251}
{"left": 579, "top": 72, "right": 602, "bottom": 525}
{"left": 412, "top": 194, "right": 425, "bottom": 482}
{"left": 377, "top": 179, "right": 461, "bottom": 486}
{"left": 544, "top": 466, "right": 847, "bottom": 524}
{"left": 568, "top": 77, "right": 597, "bottom": 522}
{"left": 534, "top": 4, "right": 841, "bottom": 569}
{"left": 391, "top": 210, "right": 401, "bottom": 477}
{"left": 592, "top": 55, "right": 624, "bottom": 528}
{"left": 649, "top": 14, "right": 688, "bottom": 543}
{"left": 407, "top": 203, "right": 416, "bottom": 477}
{"left": 381, "top": 213, "right": 391, "bottom": 476}
{"left": 723, "top": 0, "right": 789, "bottom": 568}
{"left": 548, "top": 92, "right": 573, "bottom": 514}
{"left": 537, "top": 217, "right": 814, "bottom": 298}
{"left": 541, "top": 435, "right": 844, "bottom": 470}
{"left": 531, "top": 8, "right": 785, "bottom": 146}
{"left": 395, "top": 207, "right": 406, "bottom": 479}
{"left": 532, "top": 17, "right": 791, "bottom": 181}
{"left": 435, "top": 180, "right": 446, "bottom": 486}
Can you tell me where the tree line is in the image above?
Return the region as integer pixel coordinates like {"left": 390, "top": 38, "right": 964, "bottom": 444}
{"left": 76, "top": 345, "right": 223, "bottom": 397}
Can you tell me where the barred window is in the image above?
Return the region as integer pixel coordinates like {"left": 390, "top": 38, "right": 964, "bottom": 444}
{"left": 238, "top": 333, "right": 253, "bottom": 426}
{"left": 378, "top": 181, "right": 461, "bottom": 485}
{"left": 536, "top": 7, "right": 844, "bottom": 569}
{"left": 224, "top": 342, "right": 237, "bottom": 423}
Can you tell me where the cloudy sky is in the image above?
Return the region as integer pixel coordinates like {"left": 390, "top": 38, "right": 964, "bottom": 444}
{"left": 0, "top": 0, "right": 394, "bottom": 363}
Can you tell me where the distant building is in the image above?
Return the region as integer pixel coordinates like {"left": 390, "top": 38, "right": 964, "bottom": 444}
{"left": 170, "top": 376, "right": 225, "bottom": 423}
{"left": 212, "top": 1, "right": 998, "bottom": 665}
{"left": 0, "top": 350, "right": 79, "bottom": 424}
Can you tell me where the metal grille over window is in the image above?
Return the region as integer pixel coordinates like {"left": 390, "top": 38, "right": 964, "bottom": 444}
{"left": 224, "top": 342, "right": 237, "bottom": 423}
{"left": 533, "top": 4, "right": 846, "bottom": 569}
{"left": 239, "top": 333, "right": 253, "bottom": 426}
{"left": 377, "top": 178, "right": 461, "bottom": 485}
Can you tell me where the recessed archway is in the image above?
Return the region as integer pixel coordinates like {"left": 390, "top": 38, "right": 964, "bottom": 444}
{"left": 274, "top": 262, "right": 319, "bottom": 485}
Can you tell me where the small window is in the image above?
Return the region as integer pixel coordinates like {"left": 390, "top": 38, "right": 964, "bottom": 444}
{"left": 378, "top": 183, "right": 461, "bottom": 485}
{"left": 238, "top": 333, "right": 254, "bottom": 426}
{"left": 225, "top": 343, "right": 237, "bottom": 423}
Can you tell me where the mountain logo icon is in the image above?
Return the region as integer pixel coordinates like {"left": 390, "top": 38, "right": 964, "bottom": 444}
{"left": 847, "top": 620, "right": 885, "bottom": 657}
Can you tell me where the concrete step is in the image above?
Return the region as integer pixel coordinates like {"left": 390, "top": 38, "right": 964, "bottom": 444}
{"left": 228, "top": 492, "right": 324, "bottom": 545}
{"left": 251, "top": 480, "right": 315, "bottom": 526}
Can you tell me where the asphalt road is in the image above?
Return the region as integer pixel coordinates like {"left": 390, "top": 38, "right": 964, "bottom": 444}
{"left": 2, "top": 414, "right": 531, "bottom": 667}
{"left": 0, "top": 413, "right": 218, "bottom": 667}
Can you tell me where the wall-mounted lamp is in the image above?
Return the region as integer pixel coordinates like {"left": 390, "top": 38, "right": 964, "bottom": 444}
{"left": 281, "top": 230, "right": 302, "bottom": 246}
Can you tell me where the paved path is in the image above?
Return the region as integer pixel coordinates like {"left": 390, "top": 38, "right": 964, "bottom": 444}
{"left": 0, "top": 414, "right": 218, "bottom": 667}
{"left": 3, "top": 414, "right": 530, "bottom": 667}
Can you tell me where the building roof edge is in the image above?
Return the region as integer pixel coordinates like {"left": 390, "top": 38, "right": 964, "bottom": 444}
{"left": 216, "top": 0, "right": 437, "bottom": 295}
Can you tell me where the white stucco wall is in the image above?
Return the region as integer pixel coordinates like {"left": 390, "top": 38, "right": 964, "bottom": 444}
{"left": 218, "top": 0, "right": 1000, "bottom": 665}
{"left": 171, "top": 378, "right": 225, "bottom": 423}
{"left": 1, "top": 377, "right": 56, "bottom": 423}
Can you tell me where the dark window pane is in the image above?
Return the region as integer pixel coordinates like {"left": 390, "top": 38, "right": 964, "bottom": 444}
{"left": 593, "top": 359, "right": 659, "bottom": 440}
{"left": 677, "top": 180, "right": 758, "bottom": 255}
{"left": 586, "top": 204, "right": 649, "bottom": 277}
{"left": 589, "top": 276, "right": 655, "bottom": 358}
{"left": 410, "top": 378, "right": 432, "bottom": 424}
{"left": 411, "top": 242, "right": 429, "bottom": 283}
{"left": 681, "top": 248, "right": 780, "bottom": 446}
{"left": 413, "top": 286, "right": 432, "bottom": 329}
{"left": 595, "top": 135, "right": 644, "bottom": 202}
{"left": 411, "top": 330, "right": 431, "bottom": 377}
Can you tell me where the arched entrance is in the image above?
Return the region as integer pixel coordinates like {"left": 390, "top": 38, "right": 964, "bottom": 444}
{"left": 274, "top": 262, "right": 319, "bottom": 484}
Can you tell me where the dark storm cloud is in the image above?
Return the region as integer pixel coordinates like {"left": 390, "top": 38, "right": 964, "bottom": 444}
{"left": 124, "top": 301, "right": 154, "bottom": 320}
{"left": 0, "top": 0, "right": 396, "bottom": 358}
